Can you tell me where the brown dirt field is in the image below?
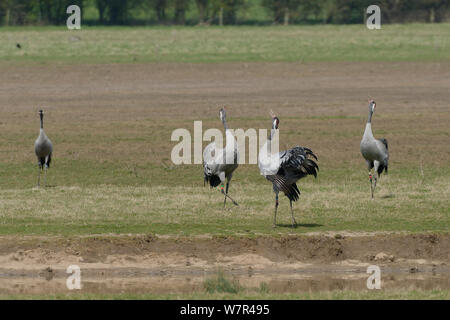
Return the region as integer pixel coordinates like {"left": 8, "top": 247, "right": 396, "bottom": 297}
{"left": 0, "top": 62, "right": 449, "bottom": 169}
{"left": 0, "top": 233, "right": 448, "bottom": 295}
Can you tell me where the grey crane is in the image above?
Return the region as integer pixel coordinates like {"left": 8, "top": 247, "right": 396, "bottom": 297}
{"left": 34, "top": 110, "right": 53, "bottom": 187}
{"left": 360, "top": 100, "right": 389, "bottom": 199}
{"left": 203, "top": 107, "right": 239, "bottom": 207}
{"left": 258, "top": 111, "right": 318, "bottom": 228}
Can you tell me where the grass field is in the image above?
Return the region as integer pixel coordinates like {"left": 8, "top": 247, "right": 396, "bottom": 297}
{"left": 0, "top": 166, "right": 448, "bottom": 235}
{"left": 0, "top": 62, "right": 448, "bottom": 236}
{"left": 0, "top": 25, "right": 449, "bottom": 299}
{"left": 0, "top": 24, "right": 450, "bottom": 64}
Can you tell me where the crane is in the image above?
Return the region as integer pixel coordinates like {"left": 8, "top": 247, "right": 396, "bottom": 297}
{"left": 203, "top": 107, "right": 239, "bottom": 208}
{"left": 360, "top": 99, "right": 389, "bottom": 199}
{"left": 34, "top": 110, "right": 53, "bottom": 187}
{"left": 258, "top": 111, "right": 318, "bottom": 227}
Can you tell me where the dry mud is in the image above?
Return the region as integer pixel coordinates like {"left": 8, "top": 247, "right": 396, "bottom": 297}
{"left": 0, "top": 233, "right": 448, "bottom": 295}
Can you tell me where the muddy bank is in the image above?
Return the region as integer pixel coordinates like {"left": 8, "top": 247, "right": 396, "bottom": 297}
{"left": 0, "top": 233, "right": 448, "bottom": 295}
{"left": 0, "top": 233, "right": 448, "bottom": 265}
{"left": 0, "top": 272, "right": 448, "bottom": 296}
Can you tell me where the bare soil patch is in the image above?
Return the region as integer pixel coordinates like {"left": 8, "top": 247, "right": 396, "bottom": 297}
{"left": 0, "top": 62, "right": 449, "bottom": 169}
{"left": 0, "top": 233, "right": 448, "bottom": 295}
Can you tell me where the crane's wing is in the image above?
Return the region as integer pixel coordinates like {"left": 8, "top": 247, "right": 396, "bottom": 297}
{"left": 203, "top": 142, "right": 223, "bottom": 187}
{"left": 378, "top": 138, "right": 388, "bottom": 151}
{"left": 376, "top": 139, "right": 389, "bottom": 175}
{"left": 279, "top": 146, "right": 318, "bottom": 178}
{"left": 203, "top": 142, "right": 216, "bottom": 165}
{"left": 266, "top": 146, "right": 318, "bottom": 201}
{"left": 266, "top": 173, "right": 301, "bottom": 202}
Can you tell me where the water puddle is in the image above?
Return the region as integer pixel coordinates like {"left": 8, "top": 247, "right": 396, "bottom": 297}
{"left": 0, "top": 267, "right": 448, "bottom": 295}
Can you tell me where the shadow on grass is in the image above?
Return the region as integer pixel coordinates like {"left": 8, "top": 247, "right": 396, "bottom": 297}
{"left": 33, "top": 184, "right": 57, "bottom": 189}
{"left": 276, "top": 223, "right": 323, "bottom": 229}
{"left": 380, "top": 194, "right": 395, "bottom": 199}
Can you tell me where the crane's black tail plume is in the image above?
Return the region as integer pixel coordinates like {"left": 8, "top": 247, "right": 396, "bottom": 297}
{"left": 288, "top": 147, "right": 319, "bottom": 179}
{"left": 377, "top": 161, "right": 388, "bottom": 175}
{"left": 204, "top": 173, "right": 221, "bottom": 188}
{"left": 46, "top": 154, "right": 52, "bottom": 168}
{"left": 38, "top": 157, "right": 45, "bottom": 169}
{"left": 286, "top": 183, "right": 300, "bottom": 202}
{"left": 377, "top": 138, "right": 388, "bottom": 176}
{"left": 302, "top": 158, "right": 319, "bottom": 178}
{"left": 380, "top": 138, "right": 388, "bottom": 150}
{"left": 271, "top": 146, "right": 319, "bottom": 202}
{"left": 284, "top": 156, "right": 318, "bottom": 202}
{"left": 303, "top": 147, "right": 318, "bottom": 161}
{"left": 38, "top": 154, "right": 51, "bottom": 170}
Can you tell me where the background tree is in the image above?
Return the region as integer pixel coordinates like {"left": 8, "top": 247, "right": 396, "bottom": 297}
{"left": 321, "top": 0, "right": 338, "bottom": 23}
{"left": 419, "top": 0, "right": 450, "bottom": 22}
{"left": 214, "top": 0, "right": 244, "bottom": 25}
{"left": 262, "top": 0, "right": 302, "bottom": 25}
{"left": 108, "top": 0, "right": 129, "bottom": 24}
{"left": 95, "top": 0, "right": 107, "bottom": 24}
{"left": 381, "top": 0, "right": 433, "bottom": 23}
{"left": 328, "top": 0, "right": 373, "bottom": 24}
{"left": 152, "top": 0, "right": 169, "bottom": 22}
{"left": 174, "top": 0, "right": 189, "bottom": 25}
{"left": 0, "top": 0, "right": 449, "bottom": 26}
{"left": 195, "top": 0, "right": 208, "bottom": 24}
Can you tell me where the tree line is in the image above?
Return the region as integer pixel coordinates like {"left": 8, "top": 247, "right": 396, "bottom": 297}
{"left": 0, "top": 0, "right": 449, "bottom": 26}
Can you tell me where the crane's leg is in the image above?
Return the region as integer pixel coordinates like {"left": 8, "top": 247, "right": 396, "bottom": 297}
{"left": 273, "top": 192, "right": 279, "bottom": 228}
{"left": 221, "top": 183, "right": 225, "bottom": 205}
{"left": 43, "top": 166, "right": 48, "bottom": 188}
{"left": 37, "top": 165, "right": 41, "bottom": 187}
{"left": 289, "top": 200, "right": 297, "bottom": 228}
{"left": 372, "top": 161, "right": 380, "bottom": 198}
{"left": 223, "top": 181, "right": 229, "bottom": 208}
{"left": 220, "top": 181, "right": 238, "bottom": 207}
{"left": 366, "top": 161, "right": 374, "bottom": 199}
{"left": 373, "top": 173, "right": 378, "bottom": 197}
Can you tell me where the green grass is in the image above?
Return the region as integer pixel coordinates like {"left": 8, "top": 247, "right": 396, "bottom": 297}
{"left": 204, "top": 270, "right": 242, "bottom": 294}
{"left": 0, "top": 164, "right": 448, "bottom": 236}
{"left": 0, "top": 107, "right": 448, "bottom": 236}
{"left": 0, "top": 24, "right": 449, "bottom": 64}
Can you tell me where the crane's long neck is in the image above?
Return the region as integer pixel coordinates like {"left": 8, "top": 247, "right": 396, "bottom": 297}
{"left": 363, "top": 107, "right": 375, "bottom": 139}
{"left": 258, "top": 126, "right": 280, "bottom": 173}
{"left": 364, "top": 110, "right": 374, "bottom": 140}
{"left": 40, "top": 113, "right": 44, "bottom": 129}
{"left": 267, "top": 128, "right": 277, "bottom": 152}
{"left": 363, "top": 122, "right": 373, "bottom": 138}
{"left": 260, "top": 128, "right": 278, "bottom": 157}
{"left": 222, "top": 118, "right": 229, "bottom": 131}
{"left": 367, "top": 108, "right": 373, "bottom": 124}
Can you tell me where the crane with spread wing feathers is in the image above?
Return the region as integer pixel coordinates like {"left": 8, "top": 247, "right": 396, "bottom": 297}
{"left": 360, "top": 99, "right": 389, "bottom": 198}
{"left": 258, "top": 111, "right": 318, "bottom": 228}
{"left": 203, "top": 107, "right": 239, "bottom": 207}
